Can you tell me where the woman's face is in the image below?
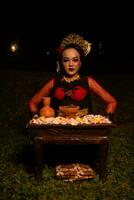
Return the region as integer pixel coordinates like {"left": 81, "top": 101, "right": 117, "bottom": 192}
{"left": 62, "top": 48, "right": 81, "bottom": 77}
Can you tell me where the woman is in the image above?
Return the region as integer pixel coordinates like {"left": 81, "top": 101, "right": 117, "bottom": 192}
{"left": 28, "top": 33, "right": 117, "bottom": 120}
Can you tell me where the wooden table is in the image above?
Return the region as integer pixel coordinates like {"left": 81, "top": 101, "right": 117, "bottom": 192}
{"left": 27, "top": 123, "right": 114, "bottom": 182}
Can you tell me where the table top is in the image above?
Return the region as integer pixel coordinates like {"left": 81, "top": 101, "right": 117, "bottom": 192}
{"left": 26, "top": 114, "right": 115, "bottom": 130}
{"left": 27, "top": 123, "right": 115, "bottom": 129}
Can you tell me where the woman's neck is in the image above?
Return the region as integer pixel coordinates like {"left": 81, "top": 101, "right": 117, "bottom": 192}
{"left": 62, "top": 73, "right": 80, "bottom": 83}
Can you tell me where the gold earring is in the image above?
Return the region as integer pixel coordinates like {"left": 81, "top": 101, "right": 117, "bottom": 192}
{"left": 56, "top": 61, "right": 60, "bottom": 72}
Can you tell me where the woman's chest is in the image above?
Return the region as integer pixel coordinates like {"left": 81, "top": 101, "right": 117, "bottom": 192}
{"left": 54, "top": 83, "right": 89, "bottom": 101}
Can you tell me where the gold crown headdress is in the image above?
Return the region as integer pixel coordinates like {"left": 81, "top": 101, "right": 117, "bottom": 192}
{"left": 59, "top": 33, "right": 92, "bottom": 57}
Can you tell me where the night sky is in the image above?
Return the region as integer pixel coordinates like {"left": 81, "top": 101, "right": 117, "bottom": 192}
{"left": 0, "top": 4, "right": 134, "bottom": 73}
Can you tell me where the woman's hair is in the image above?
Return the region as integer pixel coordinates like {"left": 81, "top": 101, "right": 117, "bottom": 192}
{"left": 57, "top": 43, "right": 85, "bottom": 75}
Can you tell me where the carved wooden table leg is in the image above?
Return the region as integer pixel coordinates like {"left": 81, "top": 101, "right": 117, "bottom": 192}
{"left": 99, "top": 137, "right": 109, "bottom": 183}
{"left": 34, "top": 136, "right": 44, "bottom": 181}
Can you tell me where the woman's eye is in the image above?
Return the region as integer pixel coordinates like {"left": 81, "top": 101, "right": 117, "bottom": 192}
{"left": 73, "top": 59, "right": 79, "bottom": 62}
{"left": 62, "top": 58, "right": 79, "bottom": 62}
{"left": 63, "top": 59, "right": 69, "bottom": 62}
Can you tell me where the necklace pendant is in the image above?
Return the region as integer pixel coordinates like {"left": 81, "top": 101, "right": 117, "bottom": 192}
{"left": 65, "top": 90, "right": 72, "bottom": 96}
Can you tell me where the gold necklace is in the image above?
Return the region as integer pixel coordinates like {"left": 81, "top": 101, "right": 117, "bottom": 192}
{"left": 62, "top": 74, "right": 80, "bottom": 83}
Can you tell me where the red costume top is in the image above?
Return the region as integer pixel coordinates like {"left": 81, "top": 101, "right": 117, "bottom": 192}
{"left": 50, "top": 75, "right": 93, "bottom": 115}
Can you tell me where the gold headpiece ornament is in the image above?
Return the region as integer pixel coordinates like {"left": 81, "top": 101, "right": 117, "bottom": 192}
{"left": 60, "top": 33, "right": 92, "bottom": 57}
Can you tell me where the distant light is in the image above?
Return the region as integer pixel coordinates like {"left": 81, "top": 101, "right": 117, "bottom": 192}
{"left": 10, "top": 43, "right": 18, "bottom": 53}
{"left": 46, "top": 51, "right": 50, "bottom": 55}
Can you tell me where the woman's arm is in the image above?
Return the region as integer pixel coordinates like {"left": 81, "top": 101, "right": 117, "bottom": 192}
{"left": 88, "top": 76, "right": 117, "bottom": 114}
{"left": 28, "top": 78, "right": 55, "bottom": 114}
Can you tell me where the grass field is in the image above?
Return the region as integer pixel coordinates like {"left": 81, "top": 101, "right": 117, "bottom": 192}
{"left": 0, "top": 69, "right": 134, "bottom": 200}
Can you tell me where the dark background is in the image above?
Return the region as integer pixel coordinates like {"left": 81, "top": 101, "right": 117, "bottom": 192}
{"left": 0, "top": 3, "right": 134, "bottom": 74}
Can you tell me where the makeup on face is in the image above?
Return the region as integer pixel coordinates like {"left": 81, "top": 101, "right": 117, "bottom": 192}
{"left": 62, "top": 48, "right": 81, "bottom": 76}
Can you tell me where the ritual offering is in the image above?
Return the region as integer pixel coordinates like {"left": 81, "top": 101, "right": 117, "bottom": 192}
{"left": 59, "top": 105, "right": 80, "bottom": 118}
{"left": 39, "top": 97, "right": 55, "bottom": 117}
{"left": 56, "top": 163, "right": 96, "bottom": 181}
{"left": 27, "top": 114, "right": 112, "bottom": 126}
